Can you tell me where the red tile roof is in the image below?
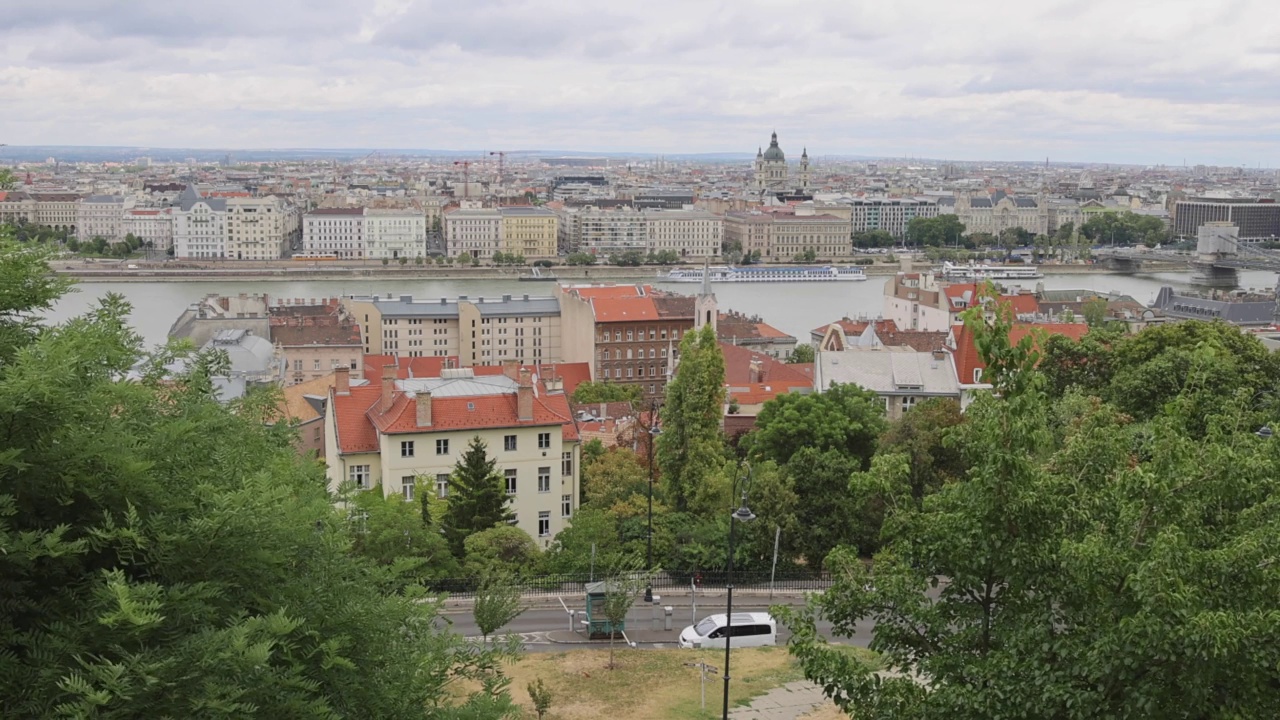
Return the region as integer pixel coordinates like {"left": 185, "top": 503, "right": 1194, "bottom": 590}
{"left": 951, "top": 322, "right": 1090, "bottom": 386}
{"left": 568, "top": 284, "right": 655, "bottom": 300}
{"left": 362, "top": 355, "right": 459, "bottom": 382}
{"left": 331, "top": 382, "right": 579, "bottom": 455}
{"left": 943, "top": 284, "right": 1039, "bottom": 316}
{"left": 810, "top": 317, "right": 899, "bottom": 339}
{"left": 719, "top": 341, "right": 813, "bottom": 386}
{"left": 591, "top": 296, "right": 660, "bottom": 322}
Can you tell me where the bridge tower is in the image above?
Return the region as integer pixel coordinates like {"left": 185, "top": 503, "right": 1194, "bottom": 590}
{"left": 1191, "top": 222, "right": 1240, "bottom": 287}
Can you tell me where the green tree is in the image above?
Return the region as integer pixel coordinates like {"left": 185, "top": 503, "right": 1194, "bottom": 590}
{"left": 571, "top": 380, "right": 643, "bottom": 405}
{"left": 456, "top": 251, "right": 473, "bottom": 265}
{"left": 0, "top": 168, "right": 16, "bottom": 190}
{"left": 656, "top": 324, "right": 726, "bottom": 511}
{"left": 748, "top": 382, "right": 885, "bottom": 468}
{"left": 441, "top": 436, "right": 515, "bottom": 557}
{"left": 599, "top": 553, "right": 655, "bottom": 669}
{"left": 784, "top": 448, "right": 867, "bottom": 565}
{"left": 583, "top": 447, "right": 652, "bottom": 517}
{"left": 346, "top": 488, "right": 459, "bottom": 578}
{"left": 1082, "top": 295, "right": 1109, "bottom": 327}
{"left": 472, "top": 569, "right": 525, "bottom": 643}
{"left": 527, "top": 678, "right": 553, "bottom": 719}
{"left": 852, "top": 229, "right": 895, "bottom": 248}
{"left": 609, "top": 249, "right": 645, "bottom": 266}
{"left": 463, "top": 525, "right": 541, "bottom": 576}
{"left": 875, "top": 397, "right": 967, "bottom": 501}
{"left": 906, "top": 214, "right": 966, "bottom": 247}
{"left": 542, "top": 507, "right": 622, "bottom": 575}
{"left": 785, "top": 344, "right": 814, "bottom": 364}
{"left": 565, "top": 252, "right": 596, "bottom": 266}
{"left": 0, "top": 239, "right": 519, "bottom": 717}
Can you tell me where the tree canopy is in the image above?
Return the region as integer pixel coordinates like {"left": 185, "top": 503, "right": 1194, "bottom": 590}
{"left": 441, "top": 436, "right": 516, "bottom": 558}
{"left": 656, "top": 324, "right": 726, "bottom": 511}
{"left": 571, "top": 380, "right": 643, "bottom": 406}
{"left": 748, "top": 382, "right": 886, "bottom": 468}
{"left": 0, "top": 238, "right": 517, "bottom": 717}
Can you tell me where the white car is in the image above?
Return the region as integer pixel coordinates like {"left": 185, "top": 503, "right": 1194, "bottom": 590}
{"left": 678, "top": 612, "right": 777, "bottom": 650}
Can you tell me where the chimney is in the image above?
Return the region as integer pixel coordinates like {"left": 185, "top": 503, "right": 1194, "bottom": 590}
{"left": 380, "top": 375, "right": 395, "bottom": 413}
{"left": 416, "top": 390, "right": 432, "bottom": 427}
{"left": 335, "top": 366, "right": 350, "bottom": 395}
{"left": 502, "top": 360, "right": 520, "bottom": 381}
{"left": 749, "top": 358, "right": 763, "bottom": 384}
{"left": 932, "top": 350, "right": 947, "bottom": 361}
{"left": 517, "top": 369, "right": 534, "bottom": 421}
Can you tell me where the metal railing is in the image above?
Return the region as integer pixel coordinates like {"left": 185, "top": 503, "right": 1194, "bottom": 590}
{"left": 428, "top": 570, "right": 832, "bottom": 599}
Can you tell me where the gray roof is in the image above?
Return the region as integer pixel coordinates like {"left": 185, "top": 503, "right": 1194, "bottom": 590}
{"left": 178, "top": 184, "right": 226, "bottom": 212}
{"left": 969, "top": 198, "right": 993, "bottom": 208}
{"left": 762, "top": 132, "right": 785, "bottom": 161}
{"left": 1013, "top": 197, "right": 1038, "bottom": 208}
{"left": 205, "top": 329, "right": 278, "bottom": 374}
{"left": 84, "top": 195, "right": 124, "bottom": 204}
{"left": 370, "top": 297, "right": 460, "bottom": 317}
{"left": 476, "top": 296, "right": 560, "bottom": 316}
{"left": 816, "top": 347, "right": 960, "bottom": 397}
{"left": 397, "top": 373, "right": 519, "bottom": 398}
{"left": 364, "top": 293, "right": 560, "bottom": 318}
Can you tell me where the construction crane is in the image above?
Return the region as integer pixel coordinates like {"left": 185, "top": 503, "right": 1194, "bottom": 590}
{"left": 489, "top": 151, "right": 506, "bottom": 180}
{"left": 453, "top": 160, "right": 473, "bottom": 199}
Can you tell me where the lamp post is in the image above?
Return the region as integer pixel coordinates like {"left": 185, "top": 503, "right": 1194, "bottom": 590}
{"left": 644, "top": 400, "right": 661, "bottom": 603}
{"left": 722, "top": 463, "right": 755, "bottom": 720}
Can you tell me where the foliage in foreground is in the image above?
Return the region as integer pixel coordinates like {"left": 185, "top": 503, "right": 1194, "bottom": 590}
{"left": 0, "top": 238, "right": 517, "bottom": 717}
{"left": 780, "top": 290, "right": 1280, "bottom": 719}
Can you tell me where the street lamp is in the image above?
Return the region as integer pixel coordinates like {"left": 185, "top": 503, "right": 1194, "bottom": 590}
{"left": 722, "top": 463, "right": 755, "bottom": 720}
{"left": 643, "top": 400, "right": 662, "bottom": 603}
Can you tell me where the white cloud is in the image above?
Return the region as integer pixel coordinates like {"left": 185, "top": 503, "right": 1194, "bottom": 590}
{"left": 0, "top": 0, "right": 1276, "bottom": 165}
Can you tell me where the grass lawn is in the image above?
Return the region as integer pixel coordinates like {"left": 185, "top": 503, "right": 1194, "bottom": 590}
{"left": 486, "top": 645, "right": 873, "bottom": 720}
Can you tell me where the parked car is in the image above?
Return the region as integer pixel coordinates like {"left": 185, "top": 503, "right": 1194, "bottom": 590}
{"left": 678, "top": 612, "right": 777, "bottom": 650}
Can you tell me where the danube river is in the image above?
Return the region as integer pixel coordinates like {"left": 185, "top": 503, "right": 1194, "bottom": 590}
{"left": 46, "top": 269, "right": 1280, "bottom": 349}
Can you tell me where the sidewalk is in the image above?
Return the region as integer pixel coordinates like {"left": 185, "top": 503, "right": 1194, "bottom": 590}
{"left": 729, "top": 681, "right": 830, "bottom": 719}
{"left": 440, "top": 587, "right": 822, "bottom": 612}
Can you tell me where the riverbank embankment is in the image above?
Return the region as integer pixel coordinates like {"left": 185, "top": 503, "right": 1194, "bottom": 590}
{"left": 54, "top": 260, "right": 1146, "bottom": 284}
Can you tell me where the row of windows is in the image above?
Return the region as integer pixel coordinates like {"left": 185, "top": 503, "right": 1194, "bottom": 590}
{"left": 600, "top": 366, "right": 663, "bottom": 379}
{"left": 599, "top": 327, "right": 682, "bottom": 342}
{"left": 601, "top": 347, "right": 665, "bottom": 360}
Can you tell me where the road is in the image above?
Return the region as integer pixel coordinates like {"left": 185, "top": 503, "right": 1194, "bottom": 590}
{"left": 440, "top": 597, "right": 872, "bottom": 653}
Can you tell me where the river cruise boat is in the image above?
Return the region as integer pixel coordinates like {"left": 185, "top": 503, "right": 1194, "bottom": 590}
{"left": 941, "top": 261, "right": 1044, "bottom": 281}
{"left": 661, "top": 265, "right": 867, "bottom": 283}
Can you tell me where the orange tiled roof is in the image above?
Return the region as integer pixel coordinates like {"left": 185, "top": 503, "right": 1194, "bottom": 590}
{"left": 951, "top": 322, "right": 1090, "bottom": 385}
{"left": 332, "top": 382, "right": 579, "bottom": 455}
{"left": 719, "top": 341, "right": 813, "bottom": 386}
{"left": 591, "top": 296, "right": 660, "bottom": 322}
{"left": 810, "top": 317, "right": 899, "bottom": 339}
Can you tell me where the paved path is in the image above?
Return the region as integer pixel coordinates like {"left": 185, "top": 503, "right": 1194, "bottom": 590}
{"left": 729, "top": 680, "right": 830, "bottom": 719}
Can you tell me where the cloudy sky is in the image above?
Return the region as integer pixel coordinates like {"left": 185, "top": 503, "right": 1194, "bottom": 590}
{"left": 2, "top": 0, "right": 1278, "bottom": 165}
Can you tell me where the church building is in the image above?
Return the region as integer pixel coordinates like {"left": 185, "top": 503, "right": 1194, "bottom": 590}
{"left": 753, "top": 132, "right": 811, "bottom": 198}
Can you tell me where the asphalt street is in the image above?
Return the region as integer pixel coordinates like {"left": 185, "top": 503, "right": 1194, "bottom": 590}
{"left": 440, "top": 596, "right": 873, "bottom": 653}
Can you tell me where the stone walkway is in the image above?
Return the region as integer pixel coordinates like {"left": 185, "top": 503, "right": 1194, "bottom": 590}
{"left": 728, "top": 680, "right": 830, "bottom": 719}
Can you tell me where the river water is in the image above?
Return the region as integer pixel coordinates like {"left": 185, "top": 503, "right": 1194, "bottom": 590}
{"left": 46, "top": 270, "right": 1280, "bottom": 349}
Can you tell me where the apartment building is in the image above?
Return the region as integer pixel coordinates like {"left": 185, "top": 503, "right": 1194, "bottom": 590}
{"left": 269, "top": 299, "right": 364, "bottom": 386}
{"left": 343, "top": 293, "right": 563, "bottom": 366}
{"left": 444, "top": 207, "right": 502, "bottom": 260}
{"left": 644, "top": 208, "right": 722, "bottom": 257}
{"left": 944, "top": 193, "right": 1083, "bottom": 236}
{"left": 558, "top": 205, "right": 647, "bottom": 256}
{"left": 77, "top": 195, "right": 130, "bottom": 241}
{"left": 844, "top": 198, "right": 940, "bottom": 238}
{"left": 559, "top": 283, "right": 716, "bottom": 398}
{"left": 302, "top": 207, "right": 365, "bottom": 258}
{"left": 172, "top": 185, "right": 228, "bottom": 258}
{"left": 122, "top": 208, "right": 173, "bottom": 250}
{"left": 499, "top": 206, "right": 559, "bottom": 259}
{"left": 226, "top": 196, "right": 299, "bottom": 260}
{"left": 365, "top": 208, "right": 428, "bottom": 260}
{"left": 0, "top": 191, "right": 33, "bottom": 225}
{"left": 882, "top": 272, "right": 1039, "bottom": 332}
{"left": 324, "top": 365, "right": 582, "bottom": 544}
{"left": 724, "top": 209, "right": 853, "bottom": 261}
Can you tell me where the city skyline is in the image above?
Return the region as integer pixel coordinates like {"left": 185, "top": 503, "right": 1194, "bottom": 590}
{"left": 2, "top": 1, "right": 1279, "bottom": 167}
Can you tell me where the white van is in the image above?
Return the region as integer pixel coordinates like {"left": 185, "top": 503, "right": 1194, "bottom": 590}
{"left": 678, "top": 612, "right": 777, "bottom": 650}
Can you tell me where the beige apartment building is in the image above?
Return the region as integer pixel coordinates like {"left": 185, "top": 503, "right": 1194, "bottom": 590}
{"left": 325, "top": 366, "right": 582, "bottom": 544}
{"left": 122, "top": 208, "right": 173, "bottom": 250}
{"left": 724, "top": 209, "right": 852, "bottom": 261}
{"left": 77, "top": 195, "right": 130, "bottom": 241}
{"left": 499, "top": 207, "right": 558, "bottom": 259}
{"left": 344, "top": 293, "right": 563, "bottom": 366}
{"left": 32, "top": 193, "right": 81, "bottom": 232}
{"left": 644, "top": 208, "right": 723, "bottom": 257}
{"left": 226, "top": 196, "right": 299, "bottom": 260}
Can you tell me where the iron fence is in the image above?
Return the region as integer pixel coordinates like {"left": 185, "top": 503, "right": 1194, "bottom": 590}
{"left": 428, "top": 570, "right": 832, "bottom": 599}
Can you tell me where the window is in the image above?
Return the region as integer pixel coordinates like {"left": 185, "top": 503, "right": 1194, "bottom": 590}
{"left": 293, "top": 359, "right": 303, "bottom": 371}
{"left": 401, "top": 475, "right": 415, "bottom": 500}
{"left": 505, "top": 468, "right": 518, "bottom": 494}
{"left": 436, "top": 473, "right": 449, "bottom": 498}
{"left": 562, "top": 493, "right": 572, "bottom": 517}
{"left": 973, "top": 368, "right": 983, "bottom": 383}
{"left": 902, "top": 396, "right": 918, "bottom": 412}
{"left": 538, "top": 432, "right": 551, "bottom": 449}
{"left": 313, "top": 359, "right": 321, "bottom": 370}
{"left": 627, "top": 330, "right": 633, "bottom": 341}
{"left": 400, "top": 441, "right": 414, "bottom": 457}
{"left": 504, "top": 435, "right": 517, "bottom": 451}
{"left": 562, "top": 451, "right": 573, "bottom": 476}
{"left": 348, "top": 464, "right": 370, "bottom": 489}
{"left": 436, "top": 438, "right": 449, "bottom": 455}
{"left": 538, "top": 466, "right": 551, "bottom": 493}
{"left": 538, "top": 511, "right": 551, "bottom": 537}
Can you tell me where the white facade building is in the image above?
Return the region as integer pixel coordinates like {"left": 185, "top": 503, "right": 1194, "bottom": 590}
{"left": 172, "top": 186, "right": 228, "bottom": 259}
{"left": 444, "top": 207, "right": 502, "bottom": 260}
{"left": 644, "top": 208, "right": 723, "bottom": 257}
{"left": 303, "top": 208, "right": 366, "bottom": 258}
{"left": 122, "top": 208, "right": 173, "bottom": 250}
{"left": 365, "top": 208, "right": 428, "bottom": 260}
{"left": 559, "top": 205, "right": 646, "bottom": 256}
{"left": 845, "top": 198, "right": 940, "bottom": 238}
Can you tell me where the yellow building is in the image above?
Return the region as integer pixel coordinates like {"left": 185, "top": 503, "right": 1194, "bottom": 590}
{"left": 500, "top": 207, "right": 559, "bottom": 259}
